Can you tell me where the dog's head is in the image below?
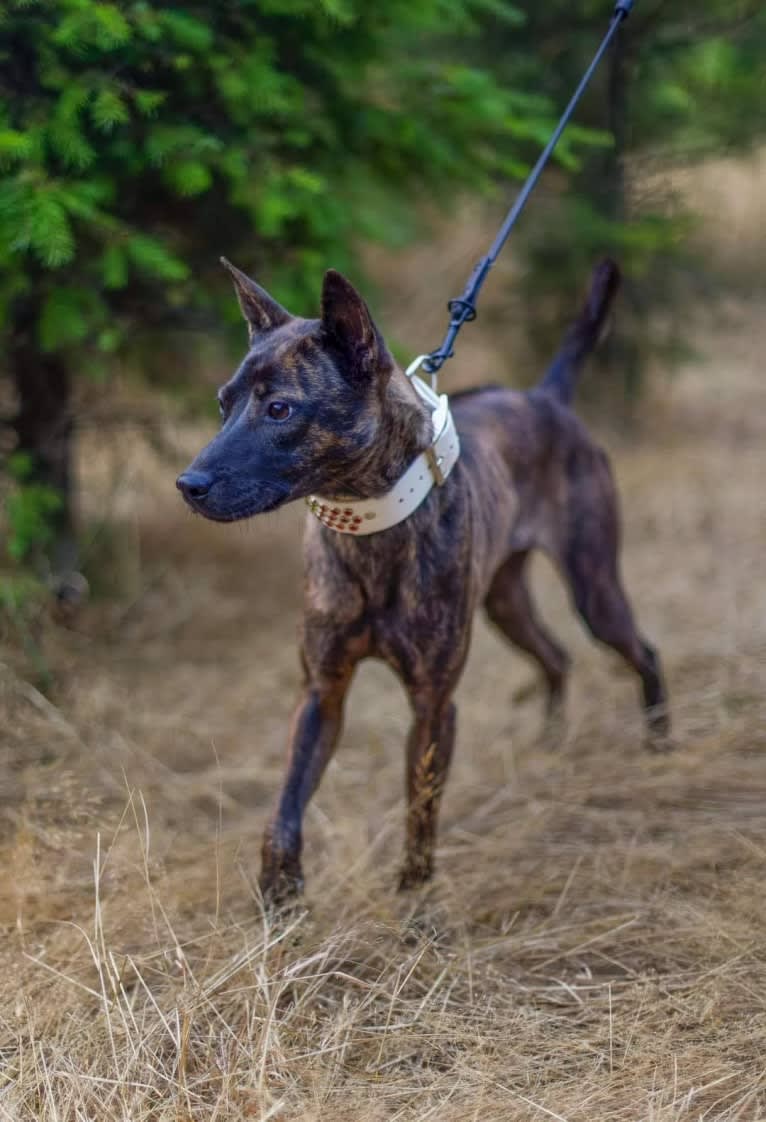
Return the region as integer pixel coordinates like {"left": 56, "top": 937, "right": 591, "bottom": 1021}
{"left": 177, "top": 262, "right": 397, "bottom": 522}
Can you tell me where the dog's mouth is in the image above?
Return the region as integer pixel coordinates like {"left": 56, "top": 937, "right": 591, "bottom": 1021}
{"left": 189, "top": 500, "right": 281, "bottom": 523}
{"left": 179, "top": 480, "right": 290, "bottom": 522}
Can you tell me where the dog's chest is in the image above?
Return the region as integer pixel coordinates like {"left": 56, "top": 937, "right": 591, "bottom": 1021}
{"left": 303, "top": 508, "right": 476, "bottom": 667}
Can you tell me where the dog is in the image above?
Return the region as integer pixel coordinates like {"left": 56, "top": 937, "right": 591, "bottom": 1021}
{"left": 177, "top": 258, "right": 669, "bottom": 899}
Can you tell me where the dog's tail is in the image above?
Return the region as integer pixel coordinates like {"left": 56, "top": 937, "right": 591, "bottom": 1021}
{"left": 538, "top": 258, "right": 621, "bottom": 404}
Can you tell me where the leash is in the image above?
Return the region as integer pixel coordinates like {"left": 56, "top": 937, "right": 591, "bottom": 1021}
{"left": 409, "top": 0, "right": 636, "bottom": 390}
{"left": 311, "top": 1, "right": 635, "bottom": 534}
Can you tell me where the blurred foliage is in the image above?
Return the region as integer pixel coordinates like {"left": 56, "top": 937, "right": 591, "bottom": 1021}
{"left": 1, "top": 0, "right": 766, "bottom": 579}
{"left": 4, "top": 453, "right": 63, "bottom": 562}
{"left": 0, "top": 451, "right": 51, "bottom": 678}
{"left": 476, "top": 0, "right": 766, "bottom": 396}
{"left": 0, "top": 0, "right": 603, "bottom": 581}
{"left": 0, "top": 0, "right": 586, "bottom": 358}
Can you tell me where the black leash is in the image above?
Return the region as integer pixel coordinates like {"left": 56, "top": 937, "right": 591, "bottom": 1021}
{"left": 421, "top": 0, "right": 635, "bottom": 383}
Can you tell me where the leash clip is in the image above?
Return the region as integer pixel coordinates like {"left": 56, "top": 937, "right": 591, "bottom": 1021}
{"left": 405, "top": 353, "right": 439, "bottom": 393}
{"left": 404, "top": 362, "right": 452, "bottom": 486}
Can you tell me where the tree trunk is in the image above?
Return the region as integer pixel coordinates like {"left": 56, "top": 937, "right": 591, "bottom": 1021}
{"left": 603, "top": 23, "right": 642, "bottom": 403}
{"left": 605, "top": 22, "right": 628, "bottom": 223}
{"left": 10, "top": 303, "right": 79, "bottom": 581}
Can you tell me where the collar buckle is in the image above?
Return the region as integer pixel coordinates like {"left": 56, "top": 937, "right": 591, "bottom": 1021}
{"left": 425, "top": 445, "right": 446, "bottom": 486}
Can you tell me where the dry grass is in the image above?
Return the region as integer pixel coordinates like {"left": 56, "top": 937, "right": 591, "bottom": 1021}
{"left": 2, "top": 263, "right": 766, "bottom": 1117}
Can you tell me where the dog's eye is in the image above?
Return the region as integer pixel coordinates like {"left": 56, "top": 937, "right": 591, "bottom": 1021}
{"left": 267, "top": 401, "right": 292, "bottom": 422}
{"left": 217, "top": 396, "right": 226, "bottom": 420}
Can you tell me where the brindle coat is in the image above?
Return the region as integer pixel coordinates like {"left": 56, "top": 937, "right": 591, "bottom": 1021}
{"left": 177, "top": 260, "right": 669, "bottom": 899}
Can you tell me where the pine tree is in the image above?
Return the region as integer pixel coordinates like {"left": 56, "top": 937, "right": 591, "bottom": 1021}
{"left": 476, "top": 1, "right": 766, "bottom": 395}
{"left": 0, "top": 0, "right": 566, "bottom": 582}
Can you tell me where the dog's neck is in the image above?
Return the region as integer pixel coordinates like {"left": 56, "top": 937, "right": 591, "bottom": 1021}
{"left": 336, "top": 370, "right": 434, "bottom": 500}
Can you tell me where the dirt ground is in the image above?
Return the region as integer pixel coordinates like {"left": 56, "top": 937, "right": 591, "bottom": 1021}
{"left": 1, "top": 281, "right": 765, "bottom": 1118}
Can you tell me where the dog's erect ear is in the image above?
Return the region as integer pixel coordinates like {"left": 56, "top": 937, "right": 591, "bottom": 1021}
{"left": 221, "top": 257, "right": 291, "bottom": 339}
{"left": 320, "top": 269, "right": 390, "bottom": 383}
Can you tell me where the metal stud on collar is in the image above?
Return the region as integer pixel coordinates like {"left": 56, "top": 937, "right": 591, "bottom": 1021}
{"left": 306, "top": 498, "right": 367, "bottom": 532}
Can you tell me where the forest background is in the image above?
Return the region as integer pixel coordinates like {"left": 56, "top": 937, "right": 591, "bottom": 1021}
{"left": 1, "top": 5, "right": 766, "bottom": 1120}
{"left": 1, "top": 0, "right": 764, "bottom": 587}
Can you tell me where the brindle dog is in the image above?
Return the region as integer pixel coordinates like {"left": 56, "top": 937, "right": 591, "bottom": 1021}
{"left": 177, "top": 259, "right": 669, "bottom": 899}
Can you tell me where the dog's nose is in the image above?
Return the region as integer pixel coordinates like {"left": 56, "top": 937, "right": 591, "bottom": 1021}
{"left": 176, "top": 470, "right": 213, "bottom": 501}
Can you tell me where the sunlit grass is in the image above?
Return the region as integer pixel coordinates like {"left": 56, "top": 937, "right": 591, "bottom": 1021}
{"left": 1, "top": 241, "right": 765, "bottom": 1119}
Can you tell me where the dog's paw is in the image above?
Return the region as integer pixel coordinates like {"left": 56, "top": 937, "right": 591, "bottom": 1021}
{"left": 259, "top": 852, "right": 305, "bottom": 909}
{"left": 397, "top": 858, "right": 434, "bottom": 893}
{"left": 645, "top": 707, "right": 673, "bottom": 752}
{"left": 539, "top": 715, "right": 566, "bottom": 752}
{"left": 260, "top": 874, "right": 304, "bottom": 906}
{"left": 645, "top": 731, "right": 676, "bottom": 754}
{"left": 538, "top": 697, "right": 567, "bottom": 751}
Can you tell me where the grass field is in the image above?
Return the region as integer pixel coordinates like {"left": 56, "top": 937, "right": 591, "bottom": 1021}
{"left": 1, "top": 285, "right": 765, "bottom": 1118}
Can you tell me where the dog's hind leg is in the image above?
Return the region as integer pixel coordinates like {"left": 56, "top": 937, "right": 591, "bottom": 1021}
{"left": 566, "top": 562, "right": 669, "bottom": 746}
{"left": 399, "top": 691, "right": 457, "bottom": 890}
{"left": 484, "top": 551, "right": 570, "bottom": 727}
{"left": 560, "top": 453, "right": 670, "bottom": 746}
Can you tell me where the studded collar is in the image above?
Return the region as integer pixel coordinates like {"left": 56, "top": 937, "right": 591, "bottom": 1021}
{"left": 306, "top": 375, "right": 460, "bottom": 536}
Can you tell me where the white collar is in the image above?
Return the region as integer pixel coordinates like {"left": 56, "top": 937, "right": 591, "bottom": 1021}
{"left": 307, "top": 368, "right": 460, "bottom": 536}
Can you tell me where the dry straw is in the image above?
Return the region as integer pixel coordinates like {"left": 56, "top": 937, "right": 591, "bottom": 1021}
{"left": 1, "top": 287, "right": 765, "bottom": 1120}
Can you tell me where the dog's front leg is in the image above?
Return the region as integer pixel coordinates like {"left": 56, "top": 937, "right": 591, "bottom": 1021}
{"left": 260, "top": 675, "right": 350, "bottom": 903}
{"left": 399, "top": 693, "right": 457, "bottom": 891}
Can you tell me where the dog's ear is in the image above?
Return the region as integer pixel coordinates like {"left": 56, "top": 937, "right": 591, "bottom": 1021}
{"left": 320, "top": 269, "right": 391, "bottom": 384}
{"left": 221, "top": 258, "right": 291, "bottom": 340}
